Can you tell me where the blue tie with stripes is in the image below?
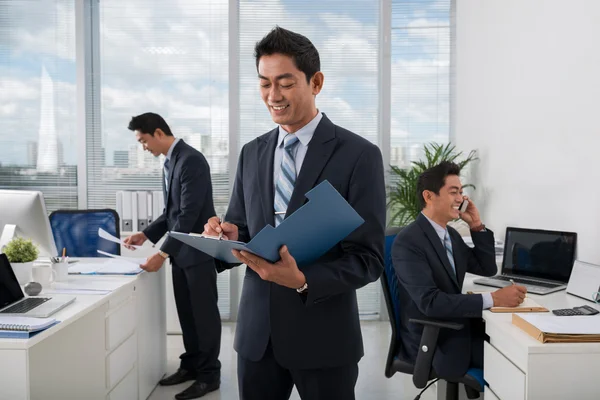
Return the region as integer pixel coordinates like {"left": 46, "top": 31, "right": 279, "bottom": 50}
{"left": 444, "top": 231, "right": 456, "bottom": 275}
{"left": 274, "top": 134, "right": 300, "bottom": 226}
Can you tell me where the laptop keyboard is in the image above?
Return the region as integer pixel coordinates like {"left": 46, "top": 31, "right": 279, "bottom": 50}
{"left": 493, "top": 276, "right": 561, "bottom": 289}
{"left": 0, "top": 297, "right": 51, "bottom": 314}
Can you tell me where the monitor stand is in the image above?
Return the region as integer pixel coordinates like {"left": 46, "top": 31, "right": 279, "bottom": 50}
{"left": 0, "top": 224, "right": 16, "bottom": 252}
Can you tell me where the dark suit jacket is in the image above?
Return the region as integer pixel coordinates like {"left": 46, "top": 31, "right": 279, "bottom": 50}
{"left": 144, "top": 140, "right": 216, "bottom": 268}
{"left": 391, "top": 213, "right": 497, "bottom": 378}
{"left": 215, "top": 114, "right": 386, "bottom": 370}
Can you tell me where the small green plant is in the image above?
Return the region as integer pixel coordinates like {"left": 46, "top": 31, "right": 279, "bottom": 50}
{"left": 3, "top": 237, "right": 39, "bottom": 263}
{"left": 387, "top": 142, "right": 478, "bottom": 227}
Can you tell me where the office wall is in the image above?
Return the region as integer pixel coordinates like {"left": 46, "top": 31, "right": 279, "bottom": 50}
{"left": 455, "top": 0, "right": 600, "bottom": 264}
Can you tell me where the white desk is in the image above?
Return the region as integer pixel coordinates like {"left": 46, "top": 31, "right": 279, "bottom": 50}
{"left": 463, "top": 274, "right": 600, "bottom": 400}
{"left": 0, "top": 263, "right": 166, "bottom": 400}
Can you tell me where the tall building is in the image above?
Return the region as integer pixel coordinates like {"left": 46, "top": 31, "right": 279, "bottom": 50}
{"left": 27, "top": 141, "right": 38, "bottom": 166}
{"left": 36, "top": 66, "right": 59, "bottom": 173}
{"left": 128, "top": 144, "right": 157, "bottom": 169}
{"left": 114, "top": 150, "right": 129, "bottom": 168}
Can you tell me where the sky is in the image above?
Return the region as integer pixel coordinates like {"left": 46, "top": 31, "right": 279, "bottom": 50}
{"left": 0, "top": 0, "right": 451, "bottom": 168}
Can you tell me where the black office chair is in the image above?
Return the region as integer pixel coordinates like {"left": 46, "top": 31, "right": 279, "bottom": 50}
{"left": 381, "top": 227, "right": 484, "bottom": 400}
{"left": 49, "top": 209, "right": 121, "bottom": 257}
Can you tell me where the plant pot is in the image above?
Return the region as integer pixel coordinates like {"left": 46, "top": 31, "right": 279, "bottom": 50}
{"left": 11, "top": 262, "right": 33, "bottom": 285}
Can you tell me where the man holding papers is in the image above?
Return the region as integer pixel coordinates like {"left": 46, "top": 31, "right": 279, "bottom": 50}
{"left": 392, "top": 162, "right": 526, "bottom": 380}
{"left": 123, "top": 113, "right": 221, "bottom": 400}
{"left": 204, "top": 27, "right": 386, "bottom": 400}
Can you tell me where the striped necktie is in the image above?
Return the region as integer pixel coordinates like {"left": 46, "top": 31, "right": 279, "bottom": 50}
{"left": 444, "top": 231, "right": 456, "bottom": 275}
{"left": 163, "top": 158, "right": 170, "bottom": 191}
{"left": 274, "top": 134, "right": 300, "bottom": 226}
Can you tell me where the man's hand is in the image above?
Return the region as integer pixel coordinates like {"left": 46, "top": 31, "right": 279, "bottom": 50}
{"left": 123, "top": 232, "right": 148, "bottom": 250}
{"left": 459, "top": 196, "right": 483, "bottom": 229}
{"left": 232, "top": 245, "right": 306, "bottom": 290}
{"left": 140, "top": 252, "right": 165, "bottom": 272}
{"left": 204, "top": 216, "right": 239, "bottom": 241}
{"left": 491, "top": 285, "right": 527, "bottom": 307}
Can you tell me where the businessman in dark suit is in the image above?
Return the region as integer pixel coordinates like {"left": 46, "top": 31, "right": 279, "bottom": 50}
{"left": 392, "top": 161, "right": 526, "bottom": 379}
{"left": 203, "top": 27, "right": 386, "bottom": 400}
{"left": 124, "top": 113, "right": 221, "bottom": 399}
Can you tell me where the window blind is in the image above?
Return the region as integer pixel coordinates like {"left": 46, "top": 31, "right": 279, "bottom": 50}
{"left": 94, "top": 0, "right": 231, "bottom": 318}
{"left": 0, "top": 0, "right": 77, "bottom": 212}
{"left": 390, "top": 0, "right": 451, "bottom": 168}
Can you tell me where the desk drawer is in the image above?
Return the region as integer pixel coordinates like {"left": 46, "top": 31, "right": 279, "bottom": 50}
{"left": 484, "top": 341, "right": 525, "bottom": 400}
{"left": 107, "top": 365, "right": 137, "bottom": 400}
{"left": 107, "top": 333, "right": 137, "bottom": 389}
{"left": 106, "top": 296, "right": 136, "bottom": 351}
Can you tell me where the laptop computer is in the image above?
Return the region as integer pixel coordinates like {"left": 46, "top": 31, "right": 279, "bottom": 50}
{"left": 0, "top": 254, "right": 75, "bottom": 317}
{"left": 473, "top": 227, "right": 577, "bottom": 295}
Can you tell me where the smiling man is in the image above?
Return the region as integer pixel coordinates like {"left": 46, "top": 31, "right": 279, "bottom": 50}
{"left": 392, "top": 161, "right": 526, "bottom": 381}
{"left": 124, "top": 113, "right": 221, "bottom": 400}
{"left": 203, "top": 27, "right": 386, "bottom": 400}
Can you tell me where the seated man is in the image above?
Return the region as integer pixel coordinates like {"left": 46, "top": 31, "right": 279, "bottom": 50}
{"left": 392, "top": 161, "right": 526, "bottom": 380}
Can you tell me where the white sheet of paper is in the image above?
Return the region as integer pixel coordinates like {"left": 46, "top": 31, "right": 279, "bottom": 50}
{"left": 520, "top": 313, "right": 600, "bottom": 334}
{"left": 52, "top": 277, "right": 125, "bottom": 291}
{"left": 98, "top": 228, "right": 143, "bottom": 249}
{"left": 97, "top": 250, "right": 147, "bottom": 265}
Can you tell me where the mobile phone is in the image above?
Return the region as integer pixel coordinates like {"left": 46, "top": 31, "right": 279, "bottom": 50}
{"left": 459, "top": 199, "right": 469, "bottom": 213}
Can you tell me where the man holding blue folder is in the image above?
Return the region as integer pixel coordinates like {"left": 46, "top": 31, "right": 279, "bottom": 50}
{"left": 204, "top": 27, "right": 386, "bottom": 400}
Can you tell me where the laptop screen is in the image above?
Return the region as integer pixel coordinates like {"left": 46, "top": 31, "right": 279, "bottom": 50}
{"left": 0, "top": 254, "right": 25, "bottom": 309}
{"left": 502, "top": 227, "right": 577, "bottom": 283}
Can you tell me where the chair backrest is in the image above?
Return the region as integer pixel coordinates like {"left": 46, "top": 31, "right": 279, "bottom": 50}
{"left": 49, "top": 209, "right": 120, "bottom": 257}
{"left": 381, "top": 226, "right": 404, "bottom": 377}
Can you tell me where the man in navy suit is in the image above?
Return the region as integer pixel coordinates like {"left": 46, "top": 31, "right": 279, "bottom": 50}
{"left": 392, "top": 161, "right": 526, "bottom": 379}
{"left": 124, "top": 113, "right": 221, "bottom": 399}
{"left": 204, "top": 27, "right": 386, "bottom": 400}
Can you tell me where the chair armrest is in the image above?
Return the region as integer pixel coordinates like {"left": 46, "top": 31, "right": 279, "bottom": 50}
{"left": 409, "top": 318, "right": 464, "bottom": 331}
{"left": 409, "top": 319, "right": 465, "bottom": 388}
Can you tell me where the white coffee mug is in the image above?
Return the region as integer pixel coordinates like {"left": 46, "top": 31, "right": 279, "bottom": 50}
{"left": 52, "top": 262, "right": 69, "bottom": 282}
{"left": 32, "top": 265, "right": 56, "bottom": 288}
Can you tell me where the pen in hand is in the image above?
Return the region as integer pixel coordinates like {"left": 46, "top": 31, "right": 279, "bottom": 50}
{"left": 218, "top": 214, "right": 225, "bottom": 240}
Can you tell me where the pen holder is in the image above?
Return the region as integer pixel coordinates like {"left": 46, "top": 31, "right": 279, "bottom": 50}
{"left": 52, "top": 262, "right": 69, "bottom": 282}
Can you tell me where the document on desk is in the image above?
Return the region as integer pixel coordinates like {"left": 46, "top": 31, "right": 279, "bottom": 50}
{"left": 169, "top": 180, "right": 365, "bottom": 266}
{"left": 513, "top": 314, "right": 600, "bottom": 343}
{"left": 69, "top": 256, "right": 144, "bottom": 275}
{"left": 98, "top": 228, "right": 143, "bottom": 249}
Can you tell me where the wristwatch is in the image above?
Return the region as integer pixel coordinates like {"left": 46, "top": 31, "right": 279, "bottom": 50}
{"left": 158, "top": 250, "right": 169, "bottom": 259}
{"left": 296, "top": 282, "right": 308, "bottom": 293}
{"left": 471, "top": 223, "right": 486, "bottom": 232}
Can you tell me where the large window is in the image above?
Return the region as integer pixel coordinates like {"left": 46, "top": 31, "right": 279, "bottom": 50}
{"left": 390, "top": 0, "right": 451, "bottom": 167}
{"left": 93, "top": 0, "right": 230, "bottom": 318}
{"left": 239, "top": 0, "right": 382, "bottom": 318}
{"left": 1, "top": 0, "right": 454, "bottom": 321}
{"left": 0, "top": 0, "right": 77, "bottom": 211}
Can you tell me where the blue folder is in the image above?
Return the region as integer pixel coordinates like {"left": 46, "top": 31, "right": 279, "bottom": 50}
{"left": 0, "top": 321, "right": 60, "bottom": 339}
{"left": 169, "top": 180, "right": 365, "bottom": 266}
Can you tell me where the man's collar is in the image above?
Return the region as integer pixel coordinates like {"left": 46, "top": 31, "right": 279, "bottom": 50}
{"left": 277, "top": 111, "right": 323, "bottom": 148}
{"left": 165, "top": 137, "right": 181, "bottom": 160}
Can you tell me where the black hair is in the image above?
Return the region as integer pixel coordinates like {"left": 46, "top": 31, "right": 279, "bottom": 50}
{"left": 254, "top": 26, "right": 320, "bottom": 83}
{"left": 127, "top": 112, "right": 173, "bottom": 136}
{"left": 416, "top": 161, "right": 461, "bottom": 209}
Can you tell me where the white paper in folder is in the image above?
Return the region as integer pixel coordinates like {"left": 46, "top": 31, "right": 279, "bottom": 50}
{"left": 519, "top": 313, "right": 600, "bottom": 334}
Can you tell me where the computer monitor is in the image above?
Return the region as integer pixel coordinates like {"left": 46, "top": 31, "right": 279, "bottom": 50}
{"left": 0, "top": 190, "right": 58, "bottom": 258}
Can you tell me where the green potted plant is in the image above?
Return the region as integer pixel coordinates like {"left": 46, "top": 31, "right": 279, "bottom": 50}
{"left": 387, "top": 142, "right": 478, "bottom": 227}
{"left": 3, "top": 237, "right": 39, "bottom": 284}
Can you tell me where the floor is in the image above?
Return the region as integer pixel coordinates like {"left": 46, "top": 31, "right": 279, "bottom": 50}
{"left": 147, "top": 321, "right": 413, "bottom": 400}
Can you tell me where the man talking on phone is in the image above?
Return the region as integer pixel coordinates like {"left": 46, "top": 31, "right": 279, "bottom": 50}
{"left": 392, "top": 161, "right": 526, "bottom": 382}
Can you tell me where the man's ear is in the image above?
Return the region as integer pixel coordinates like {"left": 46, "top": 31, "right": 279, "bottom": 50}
{"left": 311, "top": 71, "right": 324, "bottom": 95}
{"left": 154, "top": 128, "right": 165, "bottom": 138}
{"left": 422, "top": 190, "right": 432, "bottom": 205}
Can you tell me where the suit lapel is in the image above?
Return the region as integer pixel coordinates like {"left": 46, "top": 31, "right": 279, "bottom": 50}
{"left": 285, "top": 114, "right": 337, "bottom": 216}
{"left": 257, "top": 128, "right": 279, "bottom": 227}
{"left": 165, "top": 141, "right": 182, "bottom": 210}
{"left": 450, "top": 229, "right": 467, "bottom": 285}
{"left": 417, "top": 214, "right": 460, "bottom": 289}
